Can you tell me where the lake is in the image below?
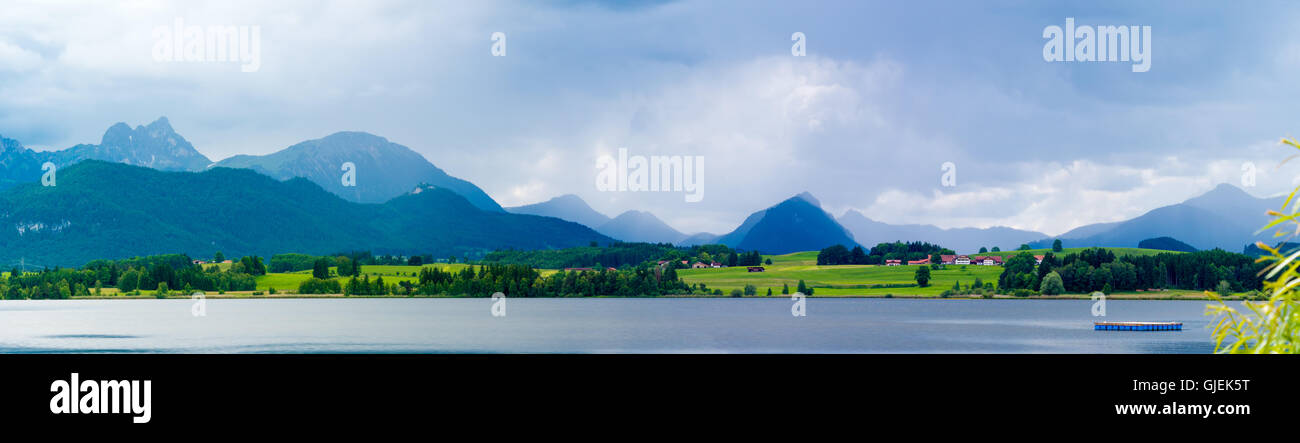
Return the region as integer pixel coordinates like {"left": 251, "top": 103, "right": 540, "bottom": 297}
{"left": 0, "top": 298, "right": 1221, "bottom": 353}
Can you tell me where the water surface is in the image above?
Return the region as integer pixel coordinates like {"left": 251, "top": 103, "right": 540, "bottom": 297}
{"left": 0, "top": 298, "right": 1219, "bottom": 353}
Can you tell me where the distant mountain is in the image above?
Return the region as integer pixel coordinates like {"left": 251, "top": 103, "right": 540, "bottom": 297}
{"left": 1028, "top": 184, "right": 1283, "bottom": 251}
{"left": 1244, "top": 242, "right": 1300, "bottom": 257}
{"left": 0, "top": 161, "right": 610, "bottom": 267}
{"left": 0, "top": 135, "right": 43, "bottom": 189}
{"left": 837, "top": 210, "right": 1047, "bottom": 254}
{"left": 1138, "top": 236, "right": 1197, "bottom": 252}
{"left": 678, "top": 232, "right": 721, "bottom": 246}
{"left": 213, "top": 131, "right": 504, "bottom": 211}
{"left": 0, "top": 117, "right": 211, "bottom": 190}
{"left": 506, "top": 194, "right": 611, "bottom": 229}
{"left": 595, "top": 210, "right": 685, "bottom": 244}
{"left": 698, "top": 192, "right": 857, "bottom": 254}
{"left": 50, "top": 117, "right": 211, "bottom": 171}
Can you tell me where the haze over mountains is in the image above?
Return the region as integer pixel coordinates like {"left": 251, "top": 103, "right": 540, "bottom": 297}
{"left": 506, "top": 194, "right": 612, "bottom": 229}
{"left": 837, "top": 210, "right": 1047, "bottom": 254}
{"left": 1026, "top": 183, "right": 1282, "bottom": 252}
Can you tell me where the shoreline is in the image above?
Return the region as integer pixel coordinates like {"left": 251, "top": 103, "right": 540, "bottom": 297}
{"left": 49, "top": 292, "right": 1248, "bottom": 301}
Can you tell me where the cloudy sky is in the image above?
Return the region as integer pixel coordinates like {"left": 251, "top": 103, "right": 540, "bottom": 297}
{"left": 2, "top": 0, "right": 1300, "bottom": 236}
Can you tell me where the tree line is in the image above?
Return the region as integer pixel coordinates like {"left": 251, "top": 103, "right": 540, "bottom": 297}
{"left": 295, "top": 262, "right": 694, "bottom": 297}
{"left": 998, "top": 248, "right": 1264, "bottom": 295}
{"left": 2, "top": 253, "right": 261, "bottom": 299}
{"left": 817, "top": 242, "right": 955, "bottom": 265}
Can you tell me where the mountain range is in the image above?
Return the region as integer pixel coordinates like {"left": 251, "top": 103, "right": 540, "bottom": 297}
{"left": 2, "top": 118, "right": 1288, "bottom": 264}
{"left": 1026, "top": 183, "right": 1282, "bottom": 251}
{"left": 0, "top": 118, "right": 504, "bottom": 212}
{"left": 0, "top": 117, "right": 210, "bottom": 189}
{"left": 836, "top": 210, "right": 1047, "bottom": 254}
{"left": 212, "top": 131, "right": 504, "bottom": 211}
{"left": 511, "top": 191, "right": 860, "bottom": 254}
{"left": 0, "top": 161, "right": 609, "bottom": 267}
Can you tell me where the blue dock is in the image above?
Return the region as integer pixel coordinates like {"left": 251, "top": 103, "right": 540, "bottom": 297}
{"left": 1094, "top": 321, "right": 1182, "bottom": 331}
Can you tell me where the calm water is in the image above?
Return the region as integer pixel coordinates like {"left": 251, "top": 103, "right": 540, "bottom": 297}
{"left": 0, "top": 298, "right": 1220, "bottom": 353}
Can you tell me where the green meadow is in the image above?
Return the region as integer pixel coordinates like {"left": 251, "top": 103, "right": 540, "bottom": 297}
{"left": 253, "top": 263, "right": 476, "bottom": 291}
{"left": 679, "top": 251, "right": 1004, "bottom": 297}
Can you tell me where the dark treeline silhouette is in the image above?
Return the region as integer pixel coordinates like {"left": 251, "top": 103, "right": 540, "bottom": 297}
{"left": 998, "top": 248, "right": 1264, "bottom": 293}
{"left": 817, "top": 242, "right": 954, "bottom": 265}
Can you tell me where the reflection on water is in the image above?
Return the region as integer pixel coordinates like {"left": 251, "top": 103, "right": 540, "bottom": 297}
{"left": 0, "top": 298, "right": 1218, "bottom": 354}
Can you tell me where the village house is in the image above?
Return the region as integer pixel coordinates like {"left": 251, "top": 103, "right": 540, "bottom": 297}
{"left": 692, "top": 262, "right": 708, "bottom": 269}
{"left": 954, "top": 255, "right": 971, "bottom": 265}
{"left": 907, "top": 258, "right": 930, "bottom": 265}
{"left": 940, "top": 255, "right": 957, "bottom": 265}
{"left": 885, "top": 259, "right": 902, "bottom": 266}
{"left": 970, "top": 256, "right": 1004, "bottom": 266}
{"left": 746, "top": 266, "right": 765, "bottom": 273}
{"left": 1034, "top": 255, "right": 1044, "bottom": 265}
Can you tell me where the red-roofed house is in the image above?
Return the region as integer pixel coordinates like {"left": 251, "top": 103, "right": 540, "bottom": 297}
{"left": 971, "top": 256, "right": 1004, "bottom": 266}
{"left": 885, "top": 259, "right": 902, "bottom": 266}
{"left": 954, "top": 255, "right": 971, "bottom": 265}
{"left": 940, "top": 255, "right": 957, "bottom": 265}
{"left": 1033, "top": 255, "right": 1045, "bottom": 265}
{"left": 907, "top": 258, "right": 930, "bottom": 265}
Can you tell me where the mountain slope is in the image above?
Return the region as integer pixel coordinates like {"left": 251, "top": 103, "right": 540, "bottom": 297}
{"left": 506, "top": 194, "right": 611, "bottom": 228}
{"left": 0, "top": 161, "right": 609, "bottom": 267}
{"left": 213, "top": 131, "right": 504, "bottom": 211}
{"left": 838, "top": 210, "right": 1047, "bottom": 253}
{"left": 0, "top": 136, "right": 44, "bottom": 189}
{"left": 1138, "top": 236, "right": 1198, "bottom": 252}
{"left": 710, "top": 192, "right": 857, "bottom": 254}
{"left": 596, "top": 210, "right": 685, "bottom": 244}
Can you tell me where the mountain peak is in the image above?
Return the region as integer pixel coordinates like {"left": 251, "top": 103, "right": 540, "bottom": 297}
{"left": 1204, "top": 183, "right": 1250, "bottom": 198}
{"left": 790, "top": 191, "right": 821, "bottom": 208}
{"left": 146, "top": 116, "right": 173, "bottom": 132}
{"left": 596, "top": 209, "right": 684, "bottom": 243}
{"left": 100, "top": 122, "right": 133, "bottom": 146}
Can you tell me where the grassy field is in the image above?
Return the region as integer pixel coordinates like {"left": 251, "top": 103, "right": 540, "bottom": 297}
{"left": 677, "top": 249, "right": 1222, "bottom": 297}
{"left": 680, "top": 252, "right": 1004, "bottom": 296}
{"left": 254, "top": 264, "right": 481, "bottom": 291}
